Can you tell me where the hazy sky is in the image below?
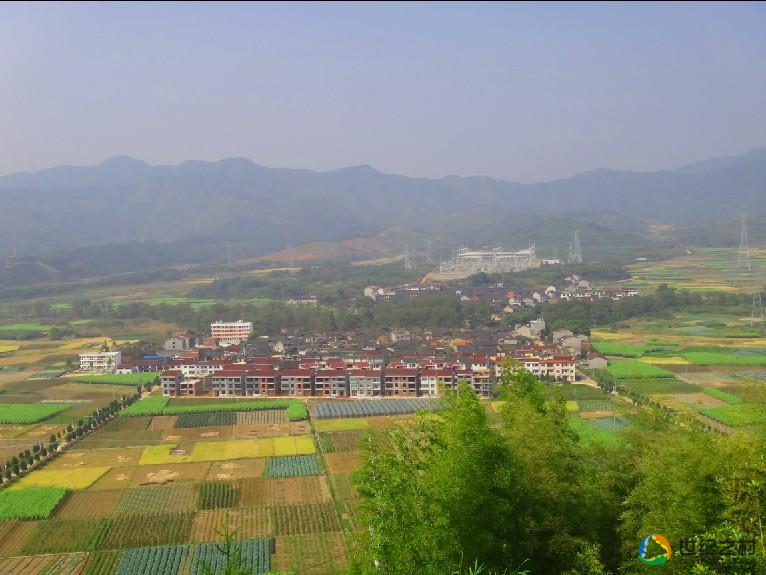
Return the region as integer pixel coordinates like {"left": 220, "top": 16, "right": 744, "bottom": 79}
{"left": 1, "top": 2, "right": 765, "bottom": 182}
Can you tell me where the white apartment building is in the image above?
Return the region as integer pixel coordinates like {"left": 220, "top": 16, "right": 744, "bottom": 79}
{"left": 210, "top": 320, "right": 253, "bottom": 345}
{"left": 79, "top": 351, "right": 122, "bottom": 372}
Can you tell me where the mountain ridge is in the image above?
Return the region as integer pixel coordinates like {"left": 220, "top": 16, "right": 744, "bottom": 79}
{"left": 1, "top": 147, "right": 764, "bottom": 258}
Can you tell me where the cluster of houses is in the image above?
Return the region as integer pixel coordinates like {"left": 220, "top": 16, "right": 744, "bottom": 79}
{"left": 364, "top": 274, "right": 638, "bottom": 318}
{"left": 363, "top": 283, "right": 443, "bottom": 302}
{"left": 78, "top": 316, "right": 587, "bottom": 400}
{"left": 156, "top": 344, "right": 577, "bottom": 399}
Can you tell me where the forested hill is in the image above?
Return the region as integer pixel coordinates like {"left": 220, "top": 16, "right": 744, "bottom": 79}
{"left": 0, "top": 148, "right": 765, "bottom": 258}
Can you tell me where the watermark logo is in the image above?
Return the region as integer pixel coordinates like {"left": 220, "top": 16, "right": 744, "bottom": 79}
{"left": 639, "top": 533, "right": 672, "bottom": 566}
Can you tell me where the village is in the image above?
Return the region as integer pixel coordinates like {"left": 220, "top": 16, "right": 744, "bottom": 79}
{"left": 76, "top": 314, "right": 616, "bottom": 401}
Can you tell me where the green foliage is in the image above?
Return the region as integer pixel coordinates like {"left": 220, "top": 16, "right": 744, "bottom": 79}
{"left": 351, "top": 369, "right": 608, "bottom": 575}
{"left": 702, "top": 387, "right": 743, "bottom": 405}
{"left": 122, "top": 397, "right": 308, "bottom": 421}
{"left": 74, "top": 372, "right": 160, "bottom": 386}
{"left": 542, "top": 284, "right": 754, "bottom": 332}
{"left": 0, "top": 487, "right": 67, "bottom": 519}
{"left": 0, "top": 402, "right": 71, "bottom": 423}
{"left": 568, "top": 417, "right": 622, "bottom": 448}
{"left": 606, "top": 360, "right": 674, "bottom": 379}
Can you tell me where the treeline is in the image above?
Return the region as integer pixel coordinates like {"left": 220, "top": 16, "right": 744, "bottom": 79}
{"left": 350, "top": 369, "right": 766, "bottom": 575}
{"left": 540, "top": 284, "right": 756, "bottom": 334}
{"left": 189, "top": 262, "right": 423, "bottom": 305}
{"left": 9, "top": 294, "right": 492, "bottom": 336}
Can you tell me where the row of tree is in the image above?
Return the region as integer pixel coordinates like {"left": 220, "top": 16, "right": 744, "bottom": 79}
{"left": 1, "top": 396, "right": 138, "bottom": 483}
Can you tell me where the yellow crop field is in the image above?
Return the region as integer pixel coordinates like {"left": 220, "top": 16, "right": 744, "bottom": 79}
{"left": 639, "top": 356, "right": 690, "bottom": 365}
{"left": 190, "top": 439, "right": 269, "bottom": 462}
{"left": 590, "top": 331, "right": 635, "bottom": 342}
{"left": 0, "top": 343, "right": 20, "bottom": 353}
{"left": 273, "top": 435, "right": 316, "bottom": 456}
{"left": 139, "top": 444, "right": 192, "bottom": 465}
{"left": 313, "top": 418, "right": 371, "bottom": 432}
{"left": 141, "top": 436, "right": 318, "bottom": 465}
{"left": 10, "top": 466, "right": 110, "bottom": 490}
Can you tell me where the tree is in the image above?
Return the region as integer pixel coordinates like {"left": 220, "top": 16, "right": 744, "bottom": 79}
{"left": 200, "top": 518, "right": 251, "bottom": 575}
{"left": 351, "top": 384, "right": 521, "bottom": 575}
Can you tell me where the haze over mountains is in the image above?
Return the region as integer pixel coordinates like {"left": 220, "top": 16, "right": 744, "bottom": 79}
{"left": 1, "top": 147, "right": 765, "bottom": 265}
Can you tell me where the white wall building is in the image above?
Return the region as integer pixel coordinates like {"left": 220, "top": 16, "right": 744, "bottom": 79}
{"left": 210, "top": 320, "right": 253, "bottom": 345}
{"left": 79, "top": 351, "right": 122, "bottom": 372}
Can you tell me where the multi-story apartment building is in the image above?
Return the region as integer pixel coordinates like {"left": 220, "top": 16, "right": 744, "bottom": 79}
{"left": 244, "top": 369, "right": 278, "bottom": 396}
{"left": 279, "top": 369, "right": 314, "bottom": 397}
{"left": 210, "top": 320, "right": 253, "bottom": 345}
{"left": 314, "top": 369, "right": 348, "bottom": 398}
{"left": 471, "top": 369, "right": 494, "bottom": 397}
{"left": 419, "top": 369, "right": 455, "bottom": 397}
{"left": 211, "top": 370, "right": 246, "bottom": 396}
{"left": 348, "top": 370, "right": 383, "bottom": 398}
{"left": 384, "top": 368, "right": 419, "bottom": 397}
{"left": 161, "top": 371, "right": 210, "bottom": 396}
{"left": 79, "top": 351, "right": 122, "bottom": 372}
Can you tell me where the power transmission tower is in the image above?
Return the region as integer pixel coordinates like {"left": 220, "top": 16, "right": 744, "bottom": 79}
{"left": 567, "top": 230, "right": 582, "bottom": 265}
{"left": 734, "top": 213, "right": 752, "bottom": 287}
{"left": 403, "top": 245, "right": 415, "bottom": 271}
{"left": 735, "top": 214, "right": 763, "bottom": 327}
{"left": 425, "top": 238, "right": 433, "bottom": 265}
{"left": 753, "top": 284, "right": 764, "bottom": 328}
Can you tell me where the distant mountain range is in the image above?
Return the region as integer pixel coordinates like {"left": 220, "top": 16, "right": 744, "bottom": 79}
{"left": 1, "top": 147, "right": 764, "bottom": 265}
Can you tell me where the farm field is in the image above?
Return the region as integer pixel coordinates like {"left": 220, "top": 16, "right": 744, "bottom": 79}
{"left": 0, "top": 393, "right": 431, "bottom": 574}
{"left": 592, "top": 309, "right": 766, "bottom": 433}
{"left": 72, "top": 372, "right": 160, "bottom": 386}
{"left": 625, "top": 246, "right": 766, "bottom": 292}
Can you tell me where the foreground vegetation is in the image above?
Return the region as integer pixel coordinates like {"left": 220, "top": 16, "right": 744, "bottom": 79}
{"left": 348, "top": 370, "right": 766, "bottom": 575}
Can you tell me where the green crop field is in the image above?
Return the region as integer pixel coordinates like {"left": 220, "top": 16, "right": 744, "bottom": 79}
{"left": 702, "top": 388, "right": 743, "bottom": 405}
{"left": 115, "top": 543, "right": 190, "bottom": 575}
{"left": 175, "top": 411, "right": 238, "bottom": 428}
{"left": 265, "top": 455, "right": 321, "bottom": 478}
{"left": 620, "top": 379, "right": 700, "bottom": 394}
{"left": 73, "top": 373, "right": 160, "bottom": 386}
{"left": 683, "top": 352, "right": 766, "bottom": 366}
{"left": 561, "top": 384, "right": 608, "bottom": 400}
{"left": 0, "top": 487, "right": 67, "bottom": 520}
{"left": 122, "top": 396, "right": 308, "bottom": 421}
{"left": 699, "top": 404, "right": 766, "bottom": 427}
{"left": 568, "top": 417, "right": 622, "bottom": 447}
{"left": 606, "top": 360, "right": 674, "bottom": 379}
{"left": 197, "top": 481, "right": 241, "bottom": 510}
{"left": 576, "top": 399, "right": 614, "bottom": 413}
{"left": 0, "top": 403, "right": 71, "bottom": 423}
{"left": 590, "top": 342, "right": 647, "bottom": 357}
